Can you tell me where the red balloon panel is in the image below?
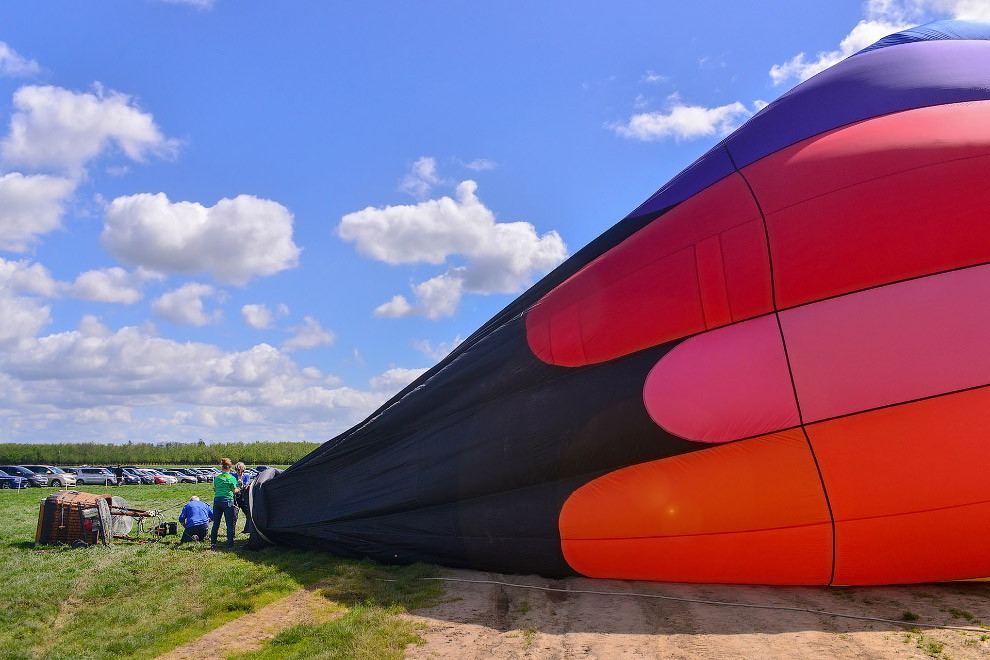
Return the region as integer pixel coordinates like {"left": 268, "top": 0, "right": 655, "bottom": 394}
{"left": 559, "top": 428, "right": 833, "bottom": 584}
{"left": 526, "top": 173, "right": 772, "bottom": 366}
{"left": 807, "top": 387, "right": 990, "bottom": 584}
{"left": 749, "top": 102, "right": 990, "bottom": 309}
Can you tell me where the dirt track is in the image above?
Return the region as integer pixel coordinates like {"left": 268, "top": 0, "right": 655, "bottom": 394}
{"left": 404, "top": 569, "right": 990, "bottom": 659}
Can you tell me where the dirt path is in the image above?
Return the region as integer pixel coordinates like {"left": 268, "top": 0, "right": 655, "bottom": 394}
{"left": 154, "top": 581, "right": 340, "bottom": 660}
{"left": 403, "top": 569, "right": 990, "bottom": 659}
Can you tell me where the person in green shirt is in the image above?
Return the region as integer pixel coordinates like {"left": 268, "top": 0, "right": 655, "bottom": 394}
{"left": 210, "top": 457, "right": 239, "bottom": 550}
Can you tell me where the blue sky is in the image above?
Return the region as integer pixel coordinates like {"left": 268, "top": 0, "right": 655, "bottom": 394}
{"left": 0, "top": 0, "right": 982, "bottom": 444}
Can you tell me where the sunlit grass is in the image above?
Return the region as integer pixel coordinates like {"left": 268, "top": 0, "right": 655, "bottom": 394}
{"left": 0, "top": 484, "right": 443, "bottom": 660}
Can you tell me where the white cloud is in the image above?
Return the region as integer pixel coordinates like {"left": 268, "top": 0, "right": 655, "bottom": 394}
{"left": 340, "top": 179, "right": 567, "bottom": 318}
{"left": 373, "top": 294, "right": 414, "bottom": 319}
{"left": 155, "top": 0, "right": 215, "bottom": 8}
{"left": 68, "top": 267, "right": 160, "bottom": 304}
{"left": 412, "top": 335, "right": 463, "bottom": 361}
{"left": 641, "top": 70, "right": 668, "bottom": 83}
{"left": 241, "top": 303, "right": 274, "bottom": 329}
{"left": 102, "top": 192, "right": 301, "bottom": 285}
{"left": 78, "top": 314, "right": 111, "bottom": 338}
{"left": 151, "top": 282, "right": 224, "bottom": 326}
{"left": 283, "top": 316, "right": 335, "bottom": 351}
{"left": 0, "top": 295, "right": 50, "bottom": 347}
{"left": 0, "top": 42, "right": 40, "bottom": 77}
{"left": 0, "top": 321, "right": 407, "bottom": 442}
{"left": 399, "top": 156, "right": 443, "bottom": 198}
{"left": 0, "top": 258, "right": 58, "bottom": 297}
{"left": 369, "top": 367, "right": 429, "bottom": 394}
{"left": 768, "top": 1, "right": 990, "bottom": 86}
{"left": 375, "top": 272, "right": 465, "bottom": 320}
{"left": 612, "top": 99, "right": 753, "bottom": 141}
{"left": 0, "top": 172, "right": 75, "bottom": 251}
{"left": 1, "top": 85, "right": 177, "bottom": 174}
{"left": 769, "top": 19, "right": 906, "bottom": 84}
{"left": 460, "top": 158, "right": 497, "bottom": 171}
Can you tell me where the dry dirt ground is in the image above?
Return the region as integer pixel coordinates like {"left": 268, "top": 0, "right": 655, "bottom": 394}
{"left": 152, "top": 568, "right": 990, "bottom": 660}
{"left": 403, "top": 569, "right": 990, "bottom": 660}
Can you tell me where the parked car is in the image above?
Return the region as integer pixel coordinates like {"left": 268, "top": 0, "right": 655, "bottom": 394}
{"left": 0, "top": 467, "right": 28, "bottom": 489}
{"left": 191, "top": 468, "right": 214, "bottom": 483}
{"left": 173, "top": 468, "right": 208, "bottom": 483}
{"left": 162, "top": 469, "right": 197, "bottom": 484}
{"left": 140, "top": 469, "right": 169, "bottom": 485}
{"left": 74, "top": 467, "right": 117, "bottom": 486}
{"left": 256, "top": 465, "right": 271, "bottom": 473}
{"left": 122, "top": 466, "right": 155, "bottom": 485}
{"left": 143, "top": 468, "right": 177, "bottom": 485}
{"left": 19, "top": 465, "right": 76, "bottom": 488}
{"left": 100, "top": 467, "right": 141, "bottom": 485}
{"left": 0, "top": 465, "right": 45, "bottom": 487}
{"left": 197, "top": 467, "right": 222, "bottom": 480}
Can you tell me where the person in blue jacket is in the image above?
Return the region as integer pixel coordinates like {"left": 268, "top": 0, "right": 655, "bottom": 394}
{"left": 178, "top": 495, "right": 213, "bottom": 544}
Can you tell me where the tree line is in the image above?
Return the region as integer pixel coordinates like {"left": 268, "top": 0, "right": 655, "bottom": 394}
{"left": 0, "top": 441, "right": 321, "bottom": 467}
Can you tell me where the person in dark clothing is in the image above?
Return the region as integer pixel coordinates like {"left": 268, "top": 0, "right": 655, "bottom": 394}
{"left": 178, "top": 495, "right": 213, "bottom": 543}
{"left": 234, "top": 461, "right": 252, "bottom": 534}
{"left": 115, "top": 465, "right": 124, "bottom": 487}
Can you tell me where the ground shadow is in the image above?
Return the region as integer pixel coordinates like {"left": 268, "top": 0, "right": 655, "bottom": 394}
{"left": 235, "top": 543, "right": 990, "bottom": 637}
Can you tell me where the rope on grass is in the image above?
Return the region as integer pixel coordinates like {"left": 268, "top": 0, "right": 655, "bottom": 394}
{"left": 379, "top": 576, "right": 988, "bottom": 634}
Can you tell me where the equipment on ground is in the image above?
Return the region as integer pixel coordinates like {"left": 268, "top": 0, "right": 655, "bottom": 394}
{"left": 34, "top": 491, "right": 167, "bottom": 547}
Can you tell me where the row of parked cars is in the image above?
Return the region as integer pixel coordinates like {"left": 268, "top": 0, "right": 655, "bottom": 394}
{"left": 0, "top": 464, "right": 269, "bottom": 489}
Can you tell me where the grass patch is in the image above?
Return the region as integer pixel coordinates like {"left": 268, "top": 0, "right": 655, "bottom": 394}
{"left": 0, "top": 484, "right": 444, "bottom": 660}
{"left": 902, "top": 610, "right": 920, "bottom": 622}
{"left": 229, "top": 606, "right": 424, "bottom": 660}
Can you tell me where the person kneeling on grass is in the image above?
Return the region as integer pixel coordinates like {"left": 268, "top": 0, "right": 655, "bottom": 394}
{"left": 178, "top": 495, "right": 213, "bottom": 544}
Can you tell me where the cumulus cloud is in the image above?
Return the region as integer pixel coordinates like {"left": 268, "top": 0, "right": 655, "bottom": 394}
{"left": 283, "top": 316, "right": 335, "bottom": 351}
{"left": 369, "top": 366, "right": 429, "bottom": 394}
{"left": 1, "top": 85, "right": 177, "bottom": 174}
{"left": 0, "top": 295, "right": 50, "bottom": 347}
{"left": 151, "top": 282, "right": 225, "bottom": 326}
{"left": 412, "top": 335, "right": 463, "bottom": 361}
{"left": 374, "top": 272, "right": 465, "bottom": 320}
{"left": 241, "top": 303, "right": 287, "bottom": 329}
{"left": 340, "top": 179, "right": 567, "bottom": 318}
{"left": 373, "top": 294, "right": 414, "bottom": 319}
{"left": 0, "top": 172, "right": 75, "bottom": 251}
{"left": 399, "top": 156, "right": 443, "bottom": 198}
{"left": 0, "top": 257, "right": 58, "bottom": 297}
{"left": 102, "top": 192, "right": 301, "bottom": 285}
{"left": 0, "top": 320, "right": 425, "bottom": 442}
{"left": 68, "top": 267, "right": 160, "bottom": 304}
{"left": 769, "top": 0, "right": 990, "bottom": 86}
{"left": 242, "top": 303, "right": 272, "bottom": 329}
{"left": 0, "top": 42, "right": 40, "bottom": 77}
{"left": 612, "top": 98, "right": 755, "bottom": 141}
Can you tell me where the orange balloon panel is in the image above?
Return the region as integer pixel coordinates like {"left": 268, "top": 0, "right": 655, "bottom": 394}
{"left": 806, "top": 387, "right": 990, "bottom": 585}
{"left": 559, "top": 429, "right": 833, "bottom": 584}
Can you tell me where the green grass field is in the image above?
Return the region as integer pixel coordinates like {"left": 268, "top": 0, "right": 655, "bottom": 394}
{"left": 0, "top": 484, "right": 443, "bottom": 660}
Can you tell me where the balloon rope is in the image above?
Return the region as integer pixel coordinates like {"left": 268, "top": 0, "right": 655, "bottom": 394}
{"left": 381, "top": 576, "right": 987, "bottom": 633}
